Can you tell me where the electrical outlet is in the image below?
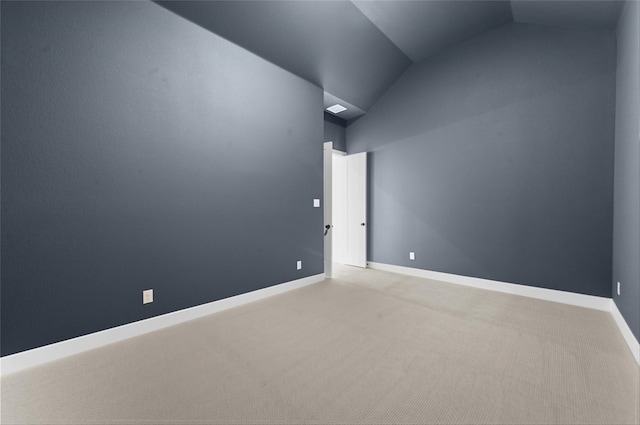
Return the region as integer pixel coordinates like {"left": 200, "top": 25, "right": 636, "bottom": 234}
{"left": 143, "top": 289, "right": 153, "bottom": 304}
{"left": 313, "top": 199, "right": 321, "bottom": 208}
{"left": 297, "top": 260, "right": 302, "bottom": 270}
{"left": 617, "top": 282, "right": 621, "bottom": 296}
{"left": 409, "top": 252, "right": 415, "bottom": 260}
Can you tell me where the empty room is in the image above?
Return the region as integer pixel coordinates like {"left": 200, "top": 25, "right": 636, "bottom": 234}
{"left": 1, "top": 0, "right": 639, "bottom": 424}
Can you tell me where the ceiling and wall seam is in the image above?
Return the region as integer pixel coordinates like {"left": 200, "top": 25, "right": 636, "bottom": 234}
{"left": 156, "top": 0, "right": 625, "bottom": 121}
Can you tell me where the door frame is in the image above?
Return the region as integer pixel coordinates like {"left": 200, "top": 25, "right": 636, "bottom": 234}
{"left": 323, "top": 141, "right": 333, "bottom": 278}
{"left": 331, "top": 149, "right": 347, "bottom": 266}
{"left": 324, "top": 142, "right": 367, "bottom": 276}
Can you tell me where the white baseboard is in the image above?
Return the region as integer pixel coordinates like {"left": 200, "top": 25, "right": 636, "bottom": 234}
{"left": 0, "top": 274, "right": 325, "bottom": 376}
{"left": 4, "top": 267, "right": 638, "bottom": 374}
{"left": 610, "top": 301, "right": 640, "bottom": 365}
{"left": 368, "top": 262, "right": 639, "bottom": 365}
{"left": 367, "top": 262, "right": 611, "bottom": 311}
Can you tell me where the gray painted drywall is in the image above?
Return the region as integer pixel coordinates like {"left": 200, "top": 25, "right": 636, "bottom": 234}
{"left": 324, "top": 113, "right": 347, "bottom": 152}
{"left": 156, "top": 1, "right": 411, "bottom": 112}
{"left": 613, "top": 0, "right": 640, "bottom": 341}
{"left": 324, "top": 92, "right": 366, "bottom": 122}
{"left": 512, "top": 1, "right": 625, "bottom": 31}
{"left": 348, "top": 22, "right": 616, "bottom": 297}
{"left": 352, "top": 0, "right": 513, "bottom": 62}
{"left": 1, "top": 1, "right": 323, "bottom": 356}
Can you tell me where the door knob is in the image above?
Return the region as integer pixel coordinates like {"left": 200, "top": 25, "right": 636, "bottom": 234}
{"left": 361, "top": 222, "right": 366, "bottom": 226}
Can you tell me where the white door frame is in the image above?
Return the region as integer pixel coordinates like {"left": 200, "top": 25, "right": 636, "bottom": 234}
{"left": 324, "top": 143, "right": 368, "bottom": 275}
{"left": 331, "top": 150, "right": 348, "bottom": 265}
{"left": 323, "top": 141, "right": 333, "bottom": 278}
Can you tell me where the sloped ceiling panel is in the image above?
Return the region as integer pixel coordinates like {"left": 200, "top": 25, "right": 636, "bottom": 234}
{"left": 156, "top": 1, "right": 411, "bottom": 112}
{"left": 512, "top": 0, "right": 625, "bottom": 31}
{"left": 156, "top": 0, "right": 624, "bottom": 120}
{"left": 352, "top": 0, "right": 513, "bottom": 63}
{"left": 324, "top": 92, "right": 366, "bottom": 121}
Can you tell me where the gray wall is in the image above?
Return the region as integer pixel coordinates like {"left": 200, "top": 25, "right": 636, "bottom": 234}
{"left": 324, "top": 113, "right": 347, "bottom": 152}
{"left": 613, "top": 0, "right": 640, "bottom": 340}
{"left": 156, "top": 1, "right": 411, "bottom": 112}
{"left": 348, "top": 22, "right": 616, "bottom": 297}
{"left": 1, "top": 1, "right": 323, "bottom": 356}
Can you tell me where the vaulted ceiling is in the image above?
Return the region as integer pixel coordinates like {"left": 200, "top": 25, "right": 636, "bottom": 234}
{"left": 352, "top": 1, "right": 513, "bottom": 63}
{"left": 157, "top": 1, "right": 625, "bottom": 122}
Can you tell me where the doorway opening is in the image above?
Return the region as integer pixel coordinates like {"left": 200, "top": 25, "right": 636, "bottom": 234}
{"left": 324, "top": 141, "right": 367, "bottom": 278}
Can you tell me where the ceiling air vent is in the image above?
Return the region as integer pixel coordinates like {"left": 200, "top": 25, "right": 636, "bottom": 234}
{"left": 326, "top": 104, "right": 347, "bottom": 114}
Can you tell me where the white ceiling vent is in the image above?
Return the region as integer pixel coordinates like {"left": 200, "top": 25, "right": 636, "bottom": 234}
{"left": 326, "top": 104, "right": 347, "bottom": 114}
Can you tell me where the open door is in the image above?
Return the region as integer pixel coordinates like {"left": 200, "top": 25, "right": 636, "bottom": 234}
{"left": 344, "top": 152, "right": 367, "bottom": 268}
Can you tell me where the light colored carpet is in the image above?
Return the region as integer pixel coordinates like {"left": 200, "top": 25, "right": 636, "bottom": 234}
{"left": 2, "top": 265, "right": 639, "bottom": 424}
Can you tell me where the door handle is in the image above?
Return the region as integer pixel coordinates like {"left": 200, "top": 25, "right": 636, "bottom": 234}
{"left": 361, "top": 222, "right": 366, "bottom": 226}
{"left": 324, "top": 224, "right": 331, "bottom": 236}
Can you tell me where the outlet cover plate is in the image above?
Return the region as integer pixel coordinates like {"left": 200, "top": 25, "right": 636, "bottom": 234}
{"left": 143, "top": 289, "right": 153, "bottom": 304}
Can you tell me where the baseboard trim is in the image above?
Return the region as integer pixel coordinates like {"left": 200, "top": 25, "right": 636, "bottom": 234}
{"left": 367, "top": 262, "right": 611, "bottom": 311}
{"left": 0, "top": 273, "right": 325, "bottom": 376}
{"left": 368, "top": 262, "right": 640, "bottom": 365}
{"left": 610, "top": 300, "right": 640, "bottom": 365}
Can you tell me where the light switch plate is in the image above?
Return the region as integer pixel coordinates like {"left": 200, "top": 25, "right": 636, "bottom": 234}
{"left": 143, "top": 289, "right": 153, "bottom": 304}
{"left": 297, "top": 260, "right": 302, "bottom": 270}
{"left": 409, "top": 252, "right": 415, "bottom": 260}
{"left": 313, "top": 199, "right": 320, "bottom": 208}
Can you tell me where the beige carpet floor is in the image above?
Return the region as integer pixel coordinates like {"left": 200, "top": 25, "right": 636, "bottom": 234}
{"left": 2, "top": 265, "right": 639, "bottom": 424}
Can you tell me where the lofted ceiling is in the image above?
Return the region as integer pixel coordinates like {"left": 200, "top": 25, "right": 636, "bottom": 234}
{"left": 512, "top": 0, "right": 626, "bottom": 31}
{"left": 352, "top": 1, "right": 513, "bottom": 63}
{"left": 156, "top": 0, "right": 625, "bottom": 122}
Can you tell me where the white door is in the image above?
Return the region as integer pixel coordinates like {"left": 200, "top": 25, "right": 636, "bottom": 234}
{"left": 323, "top": 142, "right": 333, "bottom": 278}
{"left": 345, "top": 152, "right": 367, "bottom": 268}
